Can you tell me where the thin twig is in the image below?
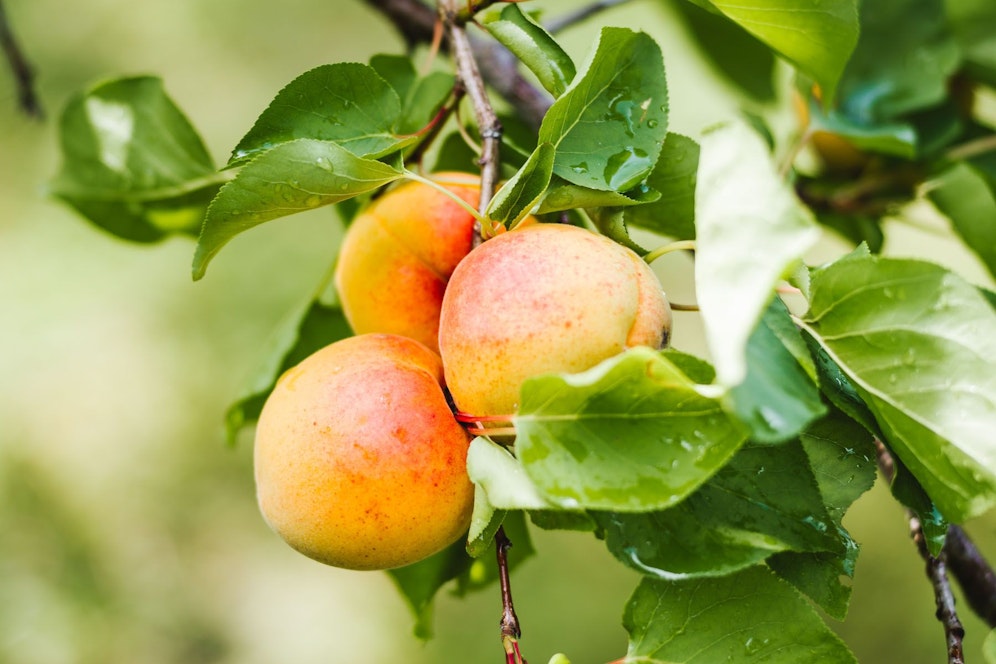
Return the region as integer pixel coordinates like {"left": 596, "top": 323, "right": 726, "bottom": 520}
{"left": 546, "top": 0, "right": 632, "bottom": 34}
{"left": 944, "top": 133, "right": 996, "bottom": 163}
{"left": 0, "top": 0, "right": 42, "bottom": 118}
{"left": 363, "top": 0, "right": 552, "bottom": 130}
{"left": 440, "top": 0, "right": 502, "bottom": 244}
{"left": 496, "top": 526, "right": 526, "bottom": 664}
{"left": 874, "top": 440, "right": 966, "bottom": 664}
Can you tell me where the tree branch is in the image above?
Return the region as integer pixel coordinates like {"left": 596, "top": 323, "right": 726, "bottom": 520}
{"left": 361, "top": 0, "right": 552, "bottom": 130}
{"left": 875, "top": 440, "right": 966, "bottom": 663}
{"left": 0, "top": 0, "right": 42, "bottom": 118}
{"left": 495, "top": 526, "right": 527, "bottom": 664}
{"left": 945, "top": 524, "right": 996, "bottom": 629}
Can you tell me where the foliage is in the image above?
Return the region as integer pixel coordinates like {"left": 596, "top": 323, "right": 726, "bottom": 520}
{"left": 47, "top": 0, "right": 996, "bottom": 661}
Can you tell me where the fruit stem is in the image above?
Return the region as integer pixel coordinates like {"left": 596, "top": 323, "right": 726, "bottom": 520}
{"left": 642, "top": 240, "right": 695, "bottom": 265}
{"left": 401, "top": 169, "right": 485, "bottom": 224}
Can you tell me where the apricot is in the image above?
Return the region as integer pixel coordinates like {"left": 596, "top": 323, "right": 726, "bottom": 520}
{"left": 334, "top": 173, "right": 480, "bottom": 353}
{"left": 253, "top": 333, "right": 474, "bottom": 570}
{"left": 438, "top": 223, "right": 671, "bottom": 420}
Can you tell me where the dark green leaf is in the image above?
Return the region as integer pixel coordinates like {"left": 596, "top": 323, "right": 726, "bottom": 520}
{"left": 803, "top": 250, "right": 996, "bottom": 521}
{"left": 369, "top": 54, "right": 417, "bottom": 103}
{"left": 528, "top": 510, "right": 598, "bottom": 532}
{"left": 730, "top": 299, "right": 826, "bottom": 444}
{"left": 431, "top": 131, "right": 481, "bottom": 174}
{"left": 485, "top": 142, "right": 555, "bottom": 229}
{"left": 623, "top": 132, "right": 699, "bottom": 240}
{"left": 623, "top": 566, "right": 858, "bottom": 663}
{"left": 193, "top": 139, "right": 402, "bottom": 279}
{"left": 672, "top": 0, "right": 776, "bottom": 101}
{"left": 890, "top": 456, "right": 949, "bottom": 556}
{"left": 705, "top": 0, "right": 859, "bottom": 105}
{"left": 928, "top": 162, "right": 996, "bottom": 279}
{"left": 586, "top": 207, "right": 648, "bottom": 254}
{"left": 695, "top": 122, "right": 820, "bottom": 386}
{"left": 515, "top": 347, "right": 748, "bottom": 512}
{"left": 50, "top": 76, "right": 222, "bottom": 242}
{"left": 230, "top": 63, "right": 415, "bottom": 163}
{"left": 480, "top": 4, "right": 576, "bottom": 97}
{"left": 835, "top": 0, "right": 959, "bottom": 124}
{"left": 538, "top": 27, "right": 668, "bottom": 191}
{"left": 225, "top": 294, "right": 353, "bottom": 445}
{"left": 388, "top": 540, "right": 473, "bottom": 639}
{"left": 767, "top": 411, "right": 876, "bottom": 619}
{"left": 394, "top": 71, "right": 455, "bottom": 135}
{"left": 815, "top": 210, "right": 885, "bottom": 253}
{"left": 594, "top": 441, "right": 843, "bottom": 579}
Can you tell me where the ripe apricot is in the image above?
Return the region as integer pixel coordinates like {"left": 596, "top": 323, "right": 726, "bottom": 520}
{"left": 334, "top": 173, "right": 480, "bottom": 353}
{"left": 438, "top": 223, "right": 671, "bottom": 420}
{"left": 254, "top": 333, "right": 474, "bottom": 570}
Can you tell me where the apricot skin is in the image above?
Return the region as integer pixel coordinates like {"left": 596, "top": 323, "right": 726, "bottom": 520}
{"left": 334, "top": 173, "right": 480, "bottom": 353}
{"left": 253, "top": 334, "right": 474, "bottom": 571}
{"left": 438, "top": 223, "right": 671, "bottom": 419}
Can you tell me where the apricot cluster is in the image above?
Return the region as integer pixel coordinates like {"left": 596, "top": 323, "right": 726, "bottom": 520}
{"left": 253, "top": 173, "right": 672, "bottom": 571}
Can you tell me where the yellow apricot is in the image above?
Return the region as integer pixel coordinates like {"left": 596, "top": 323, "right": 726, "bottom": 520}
{"left": 334, "top": 173, "right": 480, "bottom": 353}
{"left": 254, "top": 333, "right": 474, "bottom": 570}
{"left": 438, "top": 223, "right": 671, "bottom": 420}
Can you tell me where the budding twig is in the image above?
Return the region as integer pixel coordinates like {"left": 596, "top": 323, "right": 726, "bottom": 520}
{"left": 0, "top": 0, "right": 42, "bottom": 118}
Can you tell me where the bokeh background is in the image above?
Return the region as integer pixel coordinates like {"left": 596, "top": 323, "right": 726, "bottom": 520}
{"left": 1, "top": 1, "right": 994, "bottom": 662}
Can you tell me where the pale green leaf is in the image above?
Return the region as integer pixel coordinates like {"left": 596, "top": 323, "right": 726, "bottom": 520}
{"left": 803, "top": 251, "right": 996, "bottom": 521}
{"left": 707, "top": 0, "right": 859, "bottom": 104}
{"left": 50, "top": 76, "right": 223, "bottom": 242}
{"left": 694, "top": 122, "right": 820, "bottom": 387}
{"left": 467, "top": 437, "right": 550, "bottom": 511}
{"left": 515, "top": 348, "right": 748, "bottom": 511}
{"left": 485, "top": 142, "right": 555, "bottom": 229}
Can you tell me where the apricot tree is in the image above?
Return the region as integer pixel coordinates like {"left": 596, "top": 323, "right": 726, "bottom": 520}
{"left": 10, "top": 0, "right": 996, "bottom": 661}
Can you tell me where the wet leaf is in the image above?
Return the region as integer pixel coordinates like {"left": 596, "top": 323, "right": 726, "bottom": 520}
{"left": 480, "top": 4, "right": 575, "bottom": 97}
{"left": 803, "top": 250, "right": 996, "bottom": 521}
{"left": 515, "top": 347, "right": 748, "bottom": 511}
{"left": 485, "top": 142, "right": 555, "bottom": 229}
{"left": 538, "top": 28, "right": 668, "bottom": 192}
{"left": 193, "top": 139, "right": 401, "bottom": 279}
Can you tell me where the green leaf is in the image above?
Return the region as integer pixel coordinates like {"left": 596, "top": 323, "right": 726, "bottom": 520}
{"left": 454, "top": 510, "right": 534, "bottom": 595}
{"left": 815, "top": 210, "right": 885, "bottom": 253}
{"left": 803, "top": 96, "right": 917, "bottom": 159}
{"left": 536, "top": 176, "right": 659, "bottom": 214}
{"left": 388, "top": 540, "right": 473, "bottom": 640}
{"left": 193, "top": 139, "right": 402, "bottom": 279}
{"left": 890, "top": 456, "right": 949, "bottom": 556}
{"left": 623, "top": 566, "right": 858, "bottom": 663}
{"left": 835, "top": 0, "right": 960, "bottom": 124}
{"left": 695, "top": 122, "right": 821, "bottom": 387}
{"left": 594, "top": 441, "right": 844, "bottom": 579}
{"left": 466, "top": 484, "right": 505, "bottom": 558}
{"left": 985, "top": 628, "right": 996, "bottom": 664}
{"left": 623, "top": 132, "right": 699, "bottom": 240}
{"left": 485, "top": 142, "right": 555, "bottom": 229}
{"left": 50, "top": 76, "right": 222, "bottom": 242}
{"left": 230, "top": 63, "right": 415, "bottom": 163}
{"left": 369, "top": 54, "right": 417, "bottom": 103}
{"left": 730, "top": 299, "right": 826, "bottom": 444}
{"left": 949, "top": 0, "right": 996, "bottom": 86}
{"left": 671, "top": 1, "right": 776, "bottom": 101}
{"left": 480, "top": 4, "right": 576, "bottom": 97}
{"left": 467, "top": 437, "right": 551, "bottom": 511}
{"left": 927, "top": 162, "right": 996, "bottom": 279}
{"left": 538, "top": 27, "right": 668, "bottom": 191}
{"left": 395, "top": 71, "right": 455, "bottom": 135}
{"left": 225, "top": 294, "right": 352, "bottom": 445}
{"left": 705, "top": 0, "right": 859, "bottom": 105}
{"left": 515, "top": 347, "right": 748, "bottom": 511}
{"left": 803, "top": 251, "right": 996, "bottom": 521}
{"left": 767, "top": 411, "right": 877, "bottom": 619}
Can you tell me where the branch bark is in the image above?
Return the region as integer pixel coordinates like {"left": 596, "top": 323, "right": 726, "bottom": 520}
{"left": 0, "top": 0, "right": 42, "bottom": 118}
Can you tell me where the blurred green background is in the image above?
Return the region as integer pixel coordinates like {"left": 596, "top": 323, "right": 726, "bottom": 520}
{"left": 1, "top": 1, "right": 993, "bottom": 662}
